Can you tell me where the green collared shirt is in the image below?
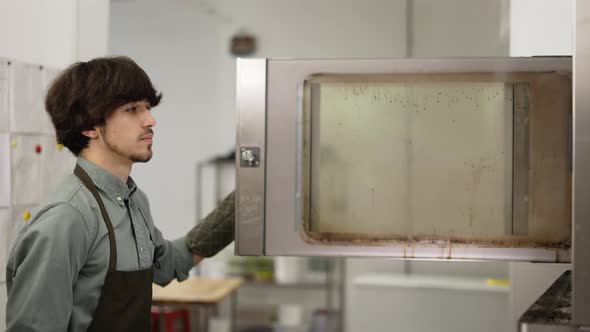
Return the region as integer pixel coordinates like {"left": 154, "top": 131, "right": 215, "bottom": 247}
{"left": 5, "top": 158, "right": 195, "bottom": 331}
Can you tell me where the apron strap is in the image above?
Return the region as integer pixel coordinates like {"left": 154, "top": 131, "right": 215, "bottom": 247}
{"left": 74, "top": 165, "right": 118, "bottom": 273}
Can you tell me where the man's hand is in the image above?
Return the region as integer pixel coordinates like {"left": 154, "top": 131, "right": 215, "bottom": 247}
{"left": 186, "top": 191, "right": 235, "bottom": 258}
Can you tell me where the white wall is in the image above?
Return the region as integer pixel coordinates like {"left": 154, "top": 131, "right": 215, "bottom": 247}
{"left": 77, "top": 0, "right": 111, "bottom": 62}
{"left": 412, "top": 0, "right": 510, "bottom": 57}
{"left": 110, "top": 0, "right": 228, "bottom": 238}
{"left": 0, "top": 0, "right": 110, "bottom": 68}
{"left": 510, "top": 0, "right": 573, "bottom": 56}
{"left": 0, "top": 0, "right": 76, "bottom": 68}
{"left": 0, "top": 1, "right": 110, "bottom": 329}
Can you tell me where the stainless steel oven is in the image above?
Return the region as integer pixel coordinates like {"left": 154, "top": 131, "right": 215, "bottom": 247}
{"left": 235, "top": 57, "right": 572, "bottom": 262}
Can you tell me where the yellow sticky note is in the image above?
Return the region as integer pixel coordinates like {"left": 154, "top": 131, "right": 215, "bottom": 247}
{"left": 486, "top": 278, "right": 510, "bottom": 287}
{"left": 56, "top": 143, "right": 63, "bottom": 151}
{"left": 23, "top": 211, "right": 31, "bottom": 221}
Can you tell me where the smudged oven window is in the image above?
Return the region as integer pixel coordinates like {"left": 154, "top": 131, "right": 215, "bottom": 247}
{"left": 301, "top": 73, "right": 571, "bottom": 246}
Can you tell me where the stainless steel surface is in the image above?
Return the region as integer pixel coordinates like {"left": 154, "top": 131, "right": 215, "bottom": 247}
{"left": 513, "top": 83, "right": 530, "bottom": 236}
{"left": 339, "top": 258, "right": 346, "bottom": 332}
{"left": 405, "top": 0, "right": 414, "bottom": 57}
{"left": 520, "top": 324, "right": 579, "bottom": 332}
{"left": 261, "top": 57, "right": 571, "bottom": 261}
{"left": 573, "top": 0, "right": 590, "bottom": 325}
{"left": 518, "top": 270, "right": 572, "bottom": 330}
{"left": 239, "top": 147, "right": 260, "bottom": 167}
{"left": 235, "top": 58, "right": 266, "bottom": 256}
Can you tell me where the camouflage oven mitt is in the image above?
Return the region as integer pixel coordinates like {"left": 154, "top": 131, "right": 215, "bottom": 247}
{"left": 186, "top": 191, "right": 235, "bottom": 258}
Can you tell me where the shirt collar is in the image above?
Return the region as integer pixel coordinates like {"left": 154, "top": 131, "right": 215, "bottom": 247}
{"left": 77, "top": 157, "right": 138, "bottom": 202}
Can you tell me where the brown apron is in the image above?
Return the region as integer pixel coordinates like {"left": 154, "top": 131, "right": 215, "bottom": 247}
{"left": 75, "top": 165, "right": 153, "bottom": 332}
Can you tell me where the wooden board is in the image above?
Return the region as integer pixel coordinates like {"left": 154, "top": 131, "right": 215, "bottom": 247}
{"left": 152, "top": 277, "right": 243, "bottom": 304}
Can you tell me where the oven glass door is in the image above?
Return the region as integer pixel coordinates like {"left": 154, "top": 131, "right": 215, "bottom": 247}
{"left": 302, "top": 72, "right": 570, "bottom": 246}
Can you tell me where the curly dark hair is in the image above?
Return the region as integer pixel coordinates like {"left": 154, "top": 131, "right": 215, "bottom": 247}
{"left": 45, "top": 56, "right": 162, "bottom": 156}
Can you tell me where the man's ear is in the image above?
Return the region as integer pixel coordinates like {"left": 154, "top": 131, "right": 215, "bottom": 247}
{"left": 81, "top": 128, "right": 98, "bottom": 139}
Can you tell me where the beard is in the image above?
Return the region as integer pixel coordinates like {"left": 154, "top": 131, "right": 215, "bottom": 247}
{"left": 101, "top": 128, "right": 153, "bottom": 163}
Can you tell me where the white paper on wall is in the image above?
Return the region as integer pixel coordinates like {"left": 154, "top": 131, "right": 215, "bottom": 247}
{"left": 0, "top": 59, "right": 9, "bottom": 133}
{"left": 0, "top": 134, "right": 11, "bottom": 207}
{"left": 9, "top": 62, "right": 44, "bottom": 133}
{"left": 40, "top": 67, "right": 62, "bottom": 135}
{"left": 11, "top": 134, "right": 42, "bottom": 205}
{"left": 0, "top": 207, "right": 11, "bottom": 283}
{"left": 40, "top": 136, "right": 76, "bottom": 199}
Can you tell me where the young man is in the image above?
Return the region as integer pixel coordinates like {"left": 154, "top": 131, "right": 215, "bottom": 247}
{"left": 5, "top": 56, "right": 234, "bottom": 331}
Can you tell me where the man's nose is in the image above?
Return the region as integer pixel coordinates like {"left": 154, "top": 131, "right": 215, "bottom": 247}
{"left": 144, "top": 110, "right": 157, "bottom": 127}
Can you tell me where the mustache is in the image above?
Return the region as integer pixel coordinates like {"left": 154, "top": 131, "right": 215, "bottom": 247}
{"left": 139, "top": 129, "right": 154, "bottom": 139}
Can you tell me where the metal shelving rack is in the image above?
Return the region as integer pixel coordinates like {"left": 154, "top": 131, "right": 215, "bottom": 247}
{"left": 195, "top": 150, "right": 345, "bottom": 331}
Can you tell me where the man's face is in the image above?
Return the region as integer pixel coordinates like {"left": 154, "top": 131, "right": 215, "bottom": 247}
{"left": 97, "top": 100, "right": 156, "bottom": 163}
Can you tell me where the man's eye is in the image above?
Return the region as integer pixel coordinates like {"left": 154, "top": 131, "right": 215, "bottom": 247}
{"left": 126, "top": 107, "right": 137, "bottom": 112}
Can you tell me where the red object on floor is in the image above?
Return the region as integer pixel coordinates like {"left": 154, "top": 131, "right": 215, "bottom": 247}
{"left": 151, "top": 306, "right": 191, "bottom": 332}
{"left": 151, "top": 310, "right": 159, "bottom": 332}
